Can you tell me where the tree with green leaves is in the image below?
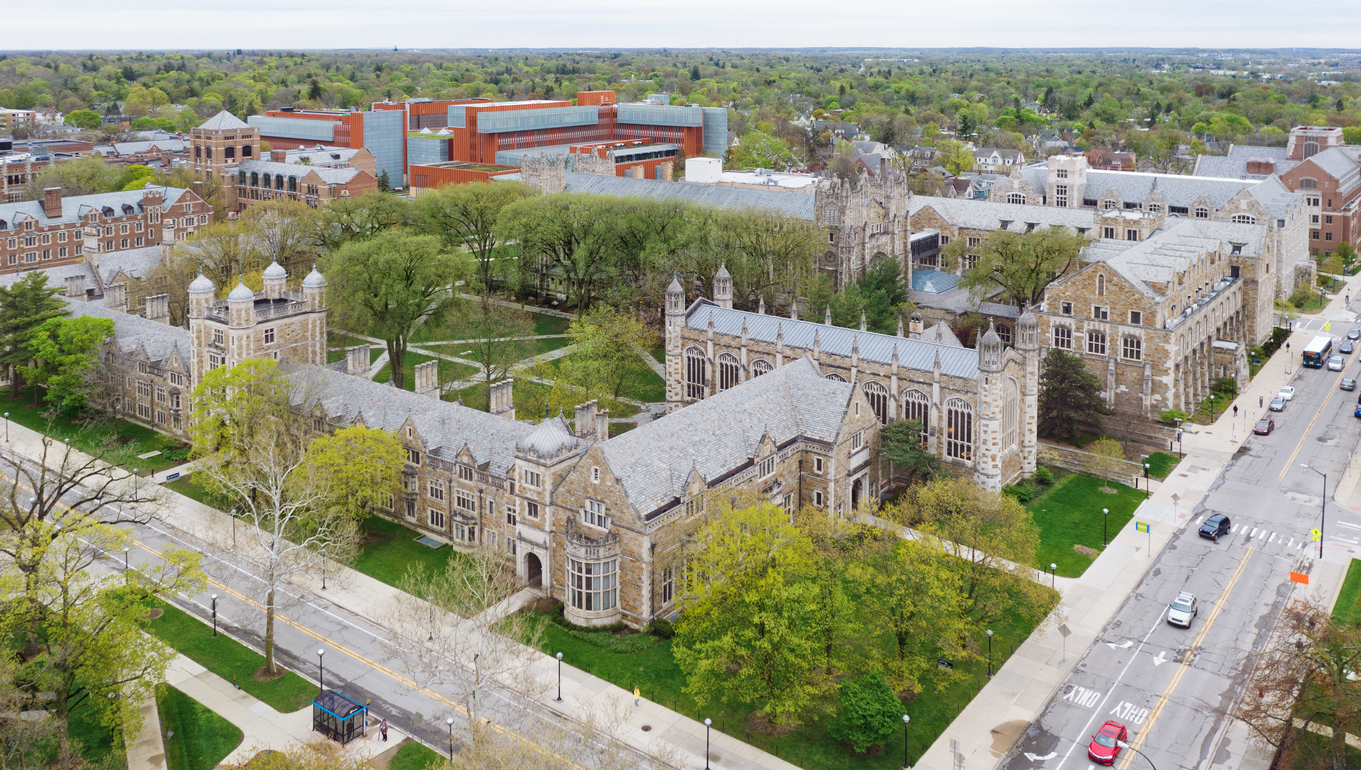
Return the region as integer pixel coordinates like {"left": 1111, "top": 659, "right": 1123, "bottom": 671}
{"left": 442, "top": 300, "right": 536, "bottom": 410}
{"left": 953, "top": 227, "right": 1090, "bottom": 309}
{"left": 1038, "top": 349, "right": 1105, "bottom": 440}
{"left": 20, "top": 316, "right": 114, "bottom": 412}
{"left": 63, "top": 109, "right": 101, "bottom": 130}
{"left": 729, "top": 130, "right": 797, "bottom": 171}
{"left": 377, "top": 169, "right": 391, "bottom": 192}
{"left": 325, "top": 229, "right": 469, "bottom": 389}
{"left": 303, "top": 425, "right": 404, "bottom": 524}
{"left": 829, "top": 672, "right": 905, "bottom": 754}
{"left": 314, "top": 191, "right": 415, "bottom": 252}
{"left": 418, "top": 181, "right": 535, "bottom": 307}
{"left": 558, "top": 306, "right": 657, "bottom": 403}
{"left": 877, "top": 419, "right": 940, "bottom": 484}
{"left": 22, "top": 155, "right": 124, "bottom": 200}
{"left": 496, "top": 194, "right": 617, "bottom": 317}
{"left": 0, "top": 272, "right": 68, "bottom": 397}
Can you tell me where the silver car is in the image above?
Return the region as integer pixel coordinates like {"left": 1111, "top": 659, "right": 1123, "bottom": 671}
{"left": 1168, "top": 591, "right": 1198, "bottom": 628}
{"left": 1330, "top": 355, "right": 1346, "bottom": 371}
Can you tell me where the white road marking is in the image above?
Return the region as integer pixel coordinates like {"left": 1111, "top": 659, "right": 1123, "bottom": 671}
{"left": 1152, "top": 651, "right": 1168, "bottom": 666}
{"left": 1250, "top": 527, "right": 1259, "bottom": 538}
{"left": 1232, "top": 524, "right": 1240, "bottom": 534}
{"left": 1287, "top": 538, "right": 1295, "bottom": 548}
{"left": 1335, "top": 536, "right": 1360, "bottom": 545}
{"left": 1106, "top": 641, "right": 1134, "bottom": 650}
{"left": 1269, "top": 533, "right": 1277, "bottom": 543}
{"left": 1337, "top": 521, "right": 1361, "bottom": 531}
{"left": 1259, "top": 529, "right": 1268, "bottom": 540}
{"left": 1024, "top": 752, "right": 1058, "bottom": 762}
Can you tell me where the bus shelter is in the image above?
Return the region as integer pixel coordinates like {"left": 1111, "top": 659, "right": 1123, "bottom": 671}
{"left": 311, "top": 690, "right": 368, "bottom": 745}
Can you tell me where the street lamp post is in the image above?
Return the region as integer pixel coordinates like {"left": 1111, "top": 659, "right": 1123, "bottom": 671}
{"left": 4, "top": 412, "right": 9, "bottom": 442}
{"left": 1173, "top": 418, "right": 1183, "bottom": 458}
{"left": 132, "top": 468, "right": 139, "bottom": 496}
{"left": 122, "top": 547, "right": 129, "bottom": 572}
{"left": 1208, "top": 393, "right": 1217, "bottom": 422}
{"left": 317, "top": 649, "right": 325, "bottom": 693}
{"left": 986, "top": 629, "right": 994, "bottom": 678}
{"left": 901, "top": 714, "right": 911, "bottom": 769}
{"left": 555, "top": 652, "right": 563, "bottom": 702}
{"left": 1303, "top": 464, "right": 1327, "bottom": 560}
{"left": 320, "top": 548, "right": 327, "bottom": 591}
{"left": 1050, "top": 562, "right": 1057, "bottom": 588}
{"left": 447, "top": 716, "right": 455, "bottom": 759}
{"left": 1103, "top": 508, "right": 1110, "bottom": 546}
{"left": 1143, "top": 462, "right": 1151, "bottom": 497}
{"left": 704, "top": 718, "right": 712, "bottom": 770}
{"left": 230, "top": 509, "right": 237, "bottom": 547}
{"left": 210, "top": 594, "right": 218, "bottom": 637}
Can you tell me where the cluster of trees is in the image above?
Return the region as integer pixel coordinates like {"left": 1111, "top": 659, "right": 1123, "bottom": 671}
{"left": 672, "top": 481, "right": 1055, "bottom": 752}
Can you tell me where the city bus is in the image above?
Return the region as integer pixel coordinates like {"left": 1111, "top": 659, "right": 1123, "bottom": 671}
{"left": 1303, "top": 335, "right": 1333, "bottom": 368}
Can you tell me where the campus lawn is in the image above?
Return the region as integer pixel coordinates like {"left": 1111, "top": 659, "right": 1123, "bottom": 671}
{"left": 142, "top": 601, "right": 317, "bottom": 713}
{"left": 537, "top": 353, "right": 666, "bottom": 403}
{"left": 449, "top": 379, "right": 639, "bottom": 419}
{"left": 1143, "top": 452, "right": 1180, "bottom": 479}
{"left": 409, "top": 297, "right": 571, "bottom": 345}
{"left": 372, "top": 351, "right": 478, "bottom": 390}
{"left": 325, "top": 330, "right": 382, "bottom": 363}
{"left": 351, "top": 515, "right": 466, "bottom": 588}
{"left": 529, "top": 579, "right": 1054, "bottom": 770}
{"left": 166, "top": 475, "right": 232, "bottom": 509}
{"left": 389, "top": 739, "right": 445, "bottom": 770}
{"left": 650, "top": 345, "right": 666, "bottom": 364}
{"left": 158, "top": 685, "right": 243, "bottom": 770}
{"left": 1332, "top": 559, "right": 1361, "bottom": 626}
{"left": 1029, "top": 474, "right": 1144, "bottom": 578}
{"left": 0, "top": 388, "right": 187, "bottom": 473}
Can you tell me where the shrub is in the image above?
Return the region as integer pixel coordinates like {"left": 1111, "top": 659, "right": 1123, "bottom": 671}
{"left": 1002, "top": 483, "right": 1035, "bottom": 503}
{"left": 645, "top": 618, "right": 675, "bottom": 639}
{"left": 1211, "top": 377, "right": 1238, "bottom": 398}
{"left": 1033, "top": 466, "right": 1055, "bottom": 486}
{"left": 1159, "top": 409, "right": 1188, "bottom": 425}
{"left": 161, "top": 447, "right": 192, "bottom": 463}
{"left": 830, "top": 672, "right": 903, "bottom": 754}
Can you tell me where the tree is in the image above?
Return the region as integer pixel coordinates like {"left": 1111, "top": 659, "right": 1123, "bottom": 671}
{"left": 730, "top": 130, "right": 797, "bottom": 171}
{"left": 877, "top": 419, "right": 941, "bottom": 484}
{"left": 953, "top": 228, "right": 1090, "bottom": 309}
{"left": 314, "top": 191, "right": 416, "bottom": 252}
{"left": 418, "top": 181, "right": 535, "bottom": 307}
{"left": 377, "top": 169, "right": 391, "bottom": 192}
{"left": 673, "top": 501, "right": 827, "bottom": 726}
{"left": 829, "top": 673, "right": 905, "bottom": 754}
{"left": 442, "top": 300, "right": 535, "bottom": 410}
{"left": 302, "top": 425, "right": 404, "bottom": 524}
{"left": 1038, "top": 349, "right": 1105, "bottom": 440}
{"left": 307, "top": 77, "right": 323, "bottom": 101}
{"left": 559, "top": 306, "right": 657, "bottom": 402}
{"left": 23, "top": 155, "right": 123, "bottom": 200}
{"left": 1087, "top": 437, "right": 1126, "bottom": 484}
{"left": 0, "top": 272, "right": 67, "bottom": 397}
{"left": 325, "top": 229, "right": 469, "bottom": 389}
{"left": 190, "top": 360, "right": 361, "bottom": 675}
{"left": 63, "top": 109, "right": 100, "bottom": 130}
{"left": 935, "top": 139, "right": 974, "bottom": 175}
{"left": 20, "top": 316, "right": 114, "bottom": 412}
{"left": 496, "top": 194, "right": 616, "bottom": 316}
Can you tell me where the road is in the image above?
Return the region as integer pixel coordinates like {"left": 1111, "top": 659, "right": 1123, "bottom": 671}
{"left": 1001, "top": 322, "right": 1361, "bottom": 770}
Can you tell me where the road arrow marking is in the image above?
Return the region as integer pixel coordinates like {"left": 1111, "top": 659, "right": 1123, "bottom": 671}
{"left": 1152, "top": 651, "right": 1168, "bottom": 666}
{"left": 1024, "top": 752, "right": 1057, "bottom": 762}
{"left": 1106, "top": 640, "right": 1134, "bottom": 650}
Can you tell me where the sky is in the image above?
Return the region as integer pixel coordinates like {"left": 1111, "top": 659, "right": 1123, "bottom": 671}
{"left": 6, "top": 0, "right": 1361, "bottom": 51}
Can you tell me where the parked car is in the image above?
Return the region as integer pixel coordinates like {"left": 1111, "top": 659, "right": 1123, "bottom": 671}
{"left": 1168, "top": 592, "right": 1199, "bottom": 628}
{"left": 1343, "top": 340, "right": 1357, "bottom": 355}
{"left": 1355, "top": 403, "right": 1361, "bottom": 418}
{"left": 1343, "top": 378, "right": 1357, "bottom": 391}
{"left": 1199, "top": 513, "right": 1232, "bottom": 541}
{"left": 1254, "top": 418, "right": 1274, "bottom": 435}
{"left": 1279, "top": 386, "right": 1296, "bottom": 401}
{"left": 1270, "top": 396, "right": 1287, "bottom": 412}
{"left": 1330, "top": 355, "right": 1346, "bottom": 371}
{"left": 1088, "top": 721, "right": 1128, "bottom": 766}
{"left": 1348, "top": 328, "right": 1360, "bottom": 340}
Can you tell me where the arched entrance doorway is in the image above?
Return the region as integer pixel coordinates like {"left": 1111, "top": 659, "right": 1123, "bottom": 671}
{"left": 851, "top": 478, "right": 863, "bottom": 511}
{"left": 525, "top": 553, "right": 542, "bottom": 588}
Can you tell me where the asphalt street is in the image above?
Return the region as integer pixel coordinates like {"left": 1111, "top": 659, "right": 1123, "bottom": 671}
{"left": 1002, "top": 325, "right": 1361, "bottom": 770}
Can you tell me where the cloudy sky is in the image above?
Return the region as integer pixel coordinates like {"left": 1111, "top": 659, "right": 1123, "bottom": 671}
{"left": 5, "top": 0, "right": 1360, "bottom": 50}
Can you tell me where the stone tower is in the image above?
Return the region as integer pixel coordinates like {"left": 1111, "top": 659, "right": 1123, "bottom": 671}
{"left": 664, "top": 273, "right": 687, "bottom": 413}
{"left": 1016, "top": 307, "right": 1040, "bottom": 477}
{"left": 519, "top": 153, "right": 568, "bottom": 195}
{"left": 713, "top": 264, "right": 733, "bottom": 310}
{"left": 190, "top": 111, "right": 260, "bottom": 210}
{"left": 1046, "top": 155, "right": 1089, "bottom": 209}
{"left": 187, "top": 264, "right": 328, "bottom": 385}
{"left": 813, "top": 168, "right": 912, "bottom": 290}
{"left": 975, "top": 322, "right": 1005, "bottom": 491}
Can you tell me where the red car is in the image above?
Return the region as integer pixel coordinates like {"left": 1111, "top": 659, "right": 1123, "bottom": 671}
{"left": 1088, "top": 720, "right": 1128, "bottom": 765}
{"left": 1254, "top": 418, "right": 1274, "bottom": 435}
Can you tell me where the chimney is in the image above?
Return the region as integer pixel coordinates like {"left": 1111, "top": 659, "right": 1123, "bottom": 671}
{"left": 345, "top": 345, "right": 370, "bottom": 376}
{"left": 909, "top": 312, "right": 924, "bottom": 339}
{"left": 271, "top": 149, "right": 287, "bottom": 163}
{"left": 595, "top": 408, "right": 609, "bottom": 441}
{"left": 413, "top": 360, "right": 440, "bottom": 399}
{"left": 103, "top": 282, "right": 127, "bottom": 313}
{"left": 41, "top": 187, "right": 62, "bottom": 219}
{"left": 490, "top": 379, "right": 516, "bottom": 421}
{"left": 145, "top": 293, "right": 170, "bottom": 324}
{"left": 574, "top": 400, "right": 597, "bottom": 438}
{"left": 191, "top": 180, "right": 203, "bottom": 199}
{"left": 64, "top": 274, "right": 85, "bottom": 300}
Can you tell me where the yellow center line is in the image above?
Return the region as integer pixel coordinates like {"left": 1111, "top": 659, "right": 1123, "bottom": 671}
{"left": 1279, "top": 364, "right": 1348, "bottom": 478}
{"left": 1114, "top": 546, "right": 1256, "bottom": 770}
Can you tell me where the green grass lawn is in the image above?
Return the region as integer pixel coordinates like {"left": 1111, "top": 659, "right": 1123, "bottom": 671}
{"left": 326, "top": 331, "right": 385, "bottom": 365}
{"left": 158, "top": 685, "right": 243, "bottom": 770}
{"left": 449, "top": 379, "right": 639, "bottom": 419}
{"left": 1332, "top": 559, "right": 1361, "bottom": 626}
{"left": 408, "top": 297, "right": 571, "bottom": 345}
{"left": 0, "top": 389, "right": 187, "bottom": 473}
{"left": 537, "top": 354, "right": 665, "bottom": 403}
{"left": 1029, "top": 474, "right": 1145, "bottom": 577}
{"left": 143, "top": 601, "right": 317, "bottom": 713}
{"left": 1143, "top": 452, "right": 1180, "bottom": 479}
{"left": 372, "top": 351, "right": 479, "bottom": 391}
{"left": 390, "top": 740, "right": 444, "bottom": 770}
{"left": 650, "top": 345, "right": 666, "bottom": 364}
{"left": 352, "top": 515, "right": 466, "bottom": 588}
{"left": 531, "top": 579, "right": 1054, "bottom": 770}
{"left": 166, "top": 475, "right": 231, "bottom": 510}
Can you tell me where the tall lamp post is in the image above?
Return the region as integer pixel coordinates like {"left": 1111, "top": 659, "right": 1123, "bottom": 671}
{"left": 1303, "top": 464, "right": 1327, "bottom": 560}
{"left": 985, "top": 629, "right": 994, "bottom": 678}
{"left": 317, "top": 649, "right": 325, "bottom": 693}
{"left": 555, "top": 652, "right": 563, "bottom": 702}
{"left": 1143, "top": 462, "right": 1151, "bottom": 497}
{"left": 1208, "top": 393, "right": 1217, "bottom": 422}
{"left": 210, "top": 594, "right": 218, "bottom": 637}
{"left": 1049, "top": 562, "right": 1057, "bottom": 588}
{"left": 1173, "top": 417, "right": 1183, "bottom": 458}
{"left": 4, "top": 412, "right": 9, "bottom": 442}
{"left": 704, "top": 717, "right": 713, "bottom": 770}
{"left": 1102, "top": 507, "right": 1110, "bottom": 547}
{"left": 447, "top": 716, "right": 455, "bottom": 759}
{"left": 901, "top": 714, "right": 911, "bottom": 769}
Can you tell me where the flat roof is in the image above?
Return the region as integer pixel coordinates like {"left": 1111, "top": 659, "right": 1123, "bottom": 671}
{"left": 413, "top": 161, "right": 518, "bottom": 172}
{"left": 716, "top": 170, "right": 818, "bottom": 189}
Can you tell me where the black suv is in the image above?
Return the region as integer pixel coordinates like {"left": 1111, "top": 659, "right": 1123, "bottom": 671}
{"left": 1199, "top": 513, "right": 1231, "bottom": 541}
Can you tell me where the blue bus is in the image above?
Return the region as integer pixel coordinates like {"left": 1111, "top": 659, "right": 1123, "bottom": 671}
{"left": 1303, "top": 335, "right": 1333, "bottom": 368}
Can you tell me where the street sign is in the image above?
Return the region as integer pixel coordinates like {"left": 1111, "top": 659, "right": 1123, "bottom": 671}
{"left": 1058, "top": 623, "right": 1071, "bottom": 638}
{"left": 1135, "top": 521, "right": 1149, "bottom": 533}
{"left": 1325, "top": 322, "right": 1332, "bottom": 332}
{"left": 1311, "top": 528, "right": 1322, "bottom": 542}
{"left": 1290, "top": 571, "right": 1310, "bottom": 585}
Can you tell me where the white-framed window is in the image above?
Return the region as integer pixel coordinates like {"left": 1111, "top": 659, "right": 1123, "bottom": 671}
{"left": 1096, "top": 274, "right": 1106, "bottom": 296}
{"left": 406, "top": 448, "right": 421, "bottom": 465}
{"left": 568, "top": 558, "right": 616, "bottom": 612}
{"left": 1122, "top": 336, "right": 1142, "bottom": 361}
{"left": 525, "top": 500, "right": 540, "bottom": 519}
{"left": 752, "top": 359, "right": 773, "bottom": 377}
{"left": 428, "top": 481, "right": 444, "bottom": 501}
{"left": 1056, "top": 169, "right": 1068, "bottom": 179}
{"left": 264, "top": 327, "right": 275, "bottom": 344}
{"left": 1003, "top": 378, "right": 1019, "bottom": 451}
{"left": 825, "top": 373, "right": 847, "bottom": 382}
{"left": 1053, "top": 325, "right": 1073, "bottom": 349}
{"left": 212, "top": 329, "right": 224, "bottom": 347}
{"left": 862, "top": 380, "right": 890, "bottom": 424}
{"left": 1129, "top": 311, "right": 1142, "bottom": 325}
{"left": 661, "top": 565, "right": 674, "bottom": 604}
{"left": 1007, "top": 193, "right": 1026, "bottom": 205}
{"left": 455, "top": 490, "right": 476, "bottom": 512}
{"left": 1088, "top": 329, "right": 1108, "bottom": 355}
{"left": 945, "top": 398, "right": 973, "bottom": 462}
{"left": 814, "top": 491, "right": 825, "bottom": 508}
{"left": 506, "top": 503, "right": 517, "bottom": 527}
{"left": 1092, "top": 305, "right": 1109, "bottom": 321}
{"left": 591, "top": 466, "right": 600, "bottom": 484}
{"left": 1061, "top": 301, "right": 1073, "bottom": 315}
{"left": 1195, "top": 206, "right": 1209, "bottom": 219}
{"left": 851, "top": 430, "right": 864, "bottom": 450}
{"left": 458, "top": 465, "right": 474, "bottom": 481}
{"left": 903, "top": 388, "right": 930, "bottom": 442}
{"left": 1232, "top": 213, "right": 1256, "bottom": 225}
{"left": 584, "top": 499, "right": 610, "bottom": 529}
{"left": 814, "top": 457, "right": 825, "bottom": 474}
{"left": 758, "top": 456, "right": 775, "bottom": 478}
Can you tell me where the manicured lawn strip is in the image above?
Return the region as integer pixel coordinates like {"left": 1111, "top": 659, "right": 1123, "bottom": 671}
{"left": 166, "top": 475, "right": 231, "bottom": 510}
{"left": 409, "top": 297, "right": 570, "bottom": 345}
{"left": 530, "top": 580, "right": 1052, "bottom": 770}
{"left": 1332, "top": 558, "right": 1361, "bottom": 626}
{"left": 531, "top": 312, "right": 571, "bottom": 337}
{"left": 1029, "top": 474, "right": 1144, "bottom": 578}
{"left": 143, "top": 601, "right": 316, "bottom": 713}
{"left": 158, "top": 685, "right": 243, "bottom": 770}
{"left": 650, "top": 345, "right": 665, "bottom": 364}
{"left": 389, "top": 739, "right": 445, "bottom": 770}
{"left": 352, "top": 515, "right": 466, "bottom": 588}
{"left": 0, "top": 389, "right": 186, "bottom": 473}
{"left": 1143, "top": 452, "right": 1180, "bottom": 479}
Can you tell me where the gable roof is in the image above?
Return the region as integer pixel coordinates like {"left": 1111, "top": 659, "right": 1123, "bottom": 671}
{"left": 599, "top": 356, "right": 851, "bottom": 518}
{"left": 0, "top": 186, "right": 190, "bottom": 231}
{"left": 1079, "top": 218, "right": 1266, "bottom": 299}
{"left": 561, "top": 172, "right": 817, "bottom": 220}
{"left": 64, "top": 297, "right": 189, "bottom": 365}
{"left": 910, "top": 195, "right": 1096, "bottom": 232}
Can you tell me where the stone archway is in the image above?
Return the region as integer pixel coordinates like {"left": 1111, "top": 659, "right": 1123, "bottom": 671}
{"left": 851, "top": 477, "right": 863, "bottom": 511}
{"left": 525, "top": 553, "right": 543, "bottom": 588}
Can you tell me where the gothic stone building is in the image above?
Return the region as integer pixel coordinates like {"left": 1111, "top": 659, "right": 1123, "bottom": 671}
{"left": 664, "top": 268, "right": 1041, "bottom": 493}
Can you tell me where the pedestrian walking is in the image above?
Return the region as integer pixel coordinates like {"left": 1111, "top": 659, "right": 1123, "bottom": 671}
{"left": 380, "top": 719, "right": 388, "bottom": 742}
{"left": 634, "top": 686, "right": 641, "bottom": 707}
{"left": 1259, "top": 395, "right": 1263, "bottom": 408}
{"left": 1233, "top": 405, "right": 1238, "bottom": 417}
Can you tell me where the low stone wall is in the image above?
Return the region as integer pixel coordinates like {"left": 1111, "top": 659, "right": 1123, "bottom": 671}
{"left": 1037, "top": 443, "right": 1141, "bottom": 487}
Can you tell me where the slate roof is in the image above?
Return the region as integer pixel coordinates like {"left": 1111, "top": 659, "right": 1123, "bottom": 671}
{"left": 0, "top": 246, "right": 163, "bottom": 295}
{"left": 599, "top": 356, "right": 851, "bottom": 518}
{"left": 561, "top": 172, "right": 817, "bottom": 220}
{"left": 1301, "top": 147, "right": 1361, "bottom": 196}
{"left": 1191, "top": 144, "right": 1299, "bottom": 180}
{"left": 0, "top": 187, "right": 190, "bottom": 231}
{"left": 684, "top": 299, "right": 980, "bottom": 379}
{"left": 234, "top": 159, "right": 364, "bottom": 186}
{"left": 111, "top": 139, "right": 187, "bottom": 156}
{"left": 909, "top": 196, "right": 1097, "bottom": 231}
{"left": 1080, "top": 218, "right": 1266, "bottom": 299}
{"left": 64, "top": 297, "right": 189, "bottom": 366}
{"left": 198, "top": 110, "right": 251, "bottom": 132}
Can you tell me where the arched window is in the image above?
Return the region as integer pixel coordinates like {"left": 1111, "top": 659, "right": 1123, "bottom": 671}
{"left": 275, "top": 174, "right": 285, "bottom": 189}
{"left": 862, "top": 381, "right": 890, "bottom": 424}
{"left": 1097, "top": 273, "right": 1106, "bottom": 296}
{"left": 205, "top": 147, "right": 212, "bottom": 159}
{"left": 996, "top": 323, "right": 1013, "bottom": 345}
{"left": 751, "top": 359, "right": 773, "bottom": 377}
{"left": 1122, "top": 336, "right": 1142, "bottom": 361}
{"left": 825, "top": 373, "right": 847, "bottom": 383}
{"left": 684, "top": 347, "right": 707, "bottom": 400}
{"left": 1194, "top": 206, "right": 1209, "bottom": 219}
{"left": 1087, "top": 329, "right": 1107, "bottom": 355}
{"left": 1007, "top": 193, "right": 1026, "bottom": 205}
{"left": 945, "top": 398, "right": 973, "bottom": 462}
{"left": 288, "top": 176, "right": 298, "bottom": 193}
{"left": 224, "top": 146, "right": 235, "bottom": 159}
{"left": 1003, "top": 378, "right": 1019, "bottom": 451}
{"left": 242, "top": 145, "right": 252, "bottom": 158}
{"left": 903, "top": 389, "right": 930, "bottom": 443}
{"left": 194, "top": 146, "right": 201, "bottom": 158}
{"left": 250, "top": 172, "right": 259, "bottom": 187}
{"left": 717, "top": 353, "right": 740, "bottom": 391}
{"left": 1053, "top": 325, "right": 1073, "bottom": 349}
{"left": 1304, "top": 140, "right": 1319, "bottom": 158}
{"left": 261, "top": 173, "right": 271, "bottom": 189}
{"left": 1232, "top": 213, "right": 1255, "bottom": 225}
{"left": 1299, "top": 177, "right": 1318, "bottom": 189}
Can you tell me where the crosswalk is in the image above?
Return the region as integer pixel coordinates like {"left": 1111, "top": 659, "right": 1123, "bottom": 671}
{"left": 1191, "top": 515, "right": 1313, "bottom": 553}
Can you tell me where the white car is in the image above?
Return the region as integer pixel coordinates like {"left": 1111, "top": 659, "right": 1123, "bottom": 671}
{"left": 1329, "top": 356, "right": 1346, "bottom": 372}
{"left": 1168, "top": 591, "right": 1198, "bottom": 628}
{"left": 1279, "top": 386, "right": 1296, "bottom": 401}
